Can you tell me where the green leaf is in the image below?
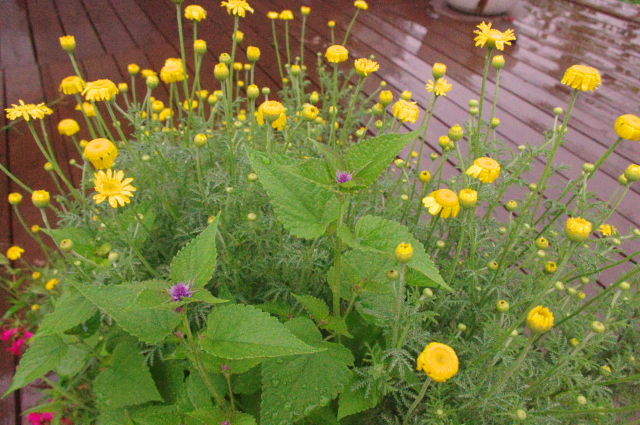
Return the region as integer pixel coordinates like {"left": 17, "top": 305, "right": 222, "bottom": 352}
{"left": 94, "top": 340, "right": 162, "bottom": 409}
{"left": 345, "top": 131, "right": 418, "bottom": 187}
{"left": 72, "top": 281, "right": 180, "bottom": 344}
{"left": 170, "top": 217, "right": 219, "bottom": 288}
{"left": 4, "top": 334, "right": 68, "bottom": 395}
{"left": 329, "top": 250, "right": 395, "bottom": 300}
{"left": 187, "top": 408, "right": 257, "bottom": 425}
{"left": 49, "top": 227, "right": 95, "bottom": 257}
{"left": 56, "top": 342, "right": 90, "bottom": 376}
{"left": 309, "top": 138, "right": 345, "bottom": 172}
{"left": 130, "top": 405, "right": 181, "bottom": 425}
{"left": 133, "top": 281, "right": 227, "bottom": 310}
{"left": 150, "top": 360, "right": 186, "bottom": 405}
{"left": 355, "top": 216, "right": 451, "bottom": 291}
{"left": 201, "top": 304, "right": 321, "bottom": 359}
{"left": 337, "top": 225, "right": 360, "bottom": 249}
{"left": 200, "top": 352, "right": 263, "bottom": 375}
{"left": 338, "top": 372, "right": 381, "bottom": 419}
{"left": 260, "top": 318, "right": 354, "bottom": 425}
{"left": 294, "top": 294, "right": 352, "bottom": 337}
{"left": 247, "top": 147, "right": 340, "bottom": 239}
{"left": 38, "top": 289, "right": 98, "bottom": 335}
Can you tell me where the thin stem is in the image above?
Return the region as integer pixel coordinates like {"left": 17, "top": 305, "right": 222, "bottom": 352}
{"left": 403, "top": 378, "right": 431, "bottom": 425}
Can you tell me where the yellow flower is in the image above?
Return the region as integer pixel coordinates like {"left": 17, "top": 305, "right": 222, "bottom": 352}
{"left": 561, "top": 65, "right": 601, "bottom": 92}
{"left": 379, "top": 90, "right": 393, "bottom": 106}
{"left": 8, "top": 193, "right": 23, "bottom": 206}
{"left": 354, "top": 0, "right": 369, "bottom": 10}
{"left": 5, "top": 100, "right": 53, "bottom": 122}
{"left": 422, "top": 189, "right": 460, "bottom": 219}
{"left": 624, "top": 164, "right": 640, "bottom": 182}
{"left": 459, "top": 189, "right": 478, "bottom": 208}
{"left": 474, "top": 22, "right": 516, "bottom": 50}
{"left": 432, "top": 63, "right": 447, "bottom": 79}
{"left": 247, "top": 46, "right": 261, "bottom": 62}
{"left": 426, "top": 78, "right": 452, "bottom": 96}
{"left": 159, "top": 108, "right": 174, "bottom": 121}
{"left": 328, "top": 20, "right": 336, "bottom": 28}
{"left": 31, "top": 225, "right": 40, "bottom": 233}
{"left": 416, "top": 342, "right": 459, "bottom": 383}
{"left": 76, "top": 102, "right": 96, "bottom": 117}
{"left": 395, "top": 242, "right": 414, "bottom": 263}
{"left": 466, "top": 157, "right": 501, "bottom": 183}
{"left": 614, "top": 114, "right": 640, "bottom": 141}
{"left": 6, "top": 246, "right": 25, "bottom": 261}
{"left": 83, "top": 79, "right": 119, "bottom": 101}
{"left": 257, "top": 101, "right": 287, "bottom": 130}
{"left": 84, "top": 138, "right": 119, "bottom": 169}
{"left": 93, "top": 169, "right": 136, "bottom": 208}
{"left": 598, "top": 224, "right": 618, "bottom": 237}
{"left": 31, "top": 304, "right": 40, "bottom": 311}
{"left": 184, "top": 5, "right": 207, "bottom": 21}
{"left": 565, "top": 217, "right": 592, "bottom": 243}
{"left": 194, "top": 39, "right": 207, "bottom": 54}
{"left": 326, "top": 45, "right": 349, "bottom": 63}
{"left": 32, "top": 272, "right": 41, "bottom": 279}
{"left": 59, "top": 35, "right": 76, "bottom": 52}
{"left": 302, "top": 103, "right": 319, "bottom": 121}
{"left": 279, "top": 10, "right": 294, "bottom": 20}
{"left": 32, "top": 190, "right": 51, "bottom": 208}
{"left": 160, "top": 58, "right": 186, "bottom": 84}
{"left": 544, "top": 261, "right": 557, "bottom": 274}
{"left": 267, "top": 11, "right": 279, "bottom": 19}
{"left": 221, "top": 0, "right": 254, "bottom": 17}
{"left": 141, "top": 69, "right": 157, "bottom": 78}
{"left": 419, "top": 171, "right": 431, "bottom": 183}
{"left": 58, "top": 119, "right": 80, "bottom": 136}
{"left": 354, "top": 58, "right": 380, "bottom": 77}
{"left": 527, "top": 306, "right": 554, "bottom": 334}
{"left": 128, "top": 63, "right": 140, "bottom": 75}
{"left": 59, "top": 76, "right": 86, "bottom": 95}
{"left": 183, "top": 100, "right": 198, "bottom": 111}
{"left": 301, "top": 6, "right": 311, "bottom": 15}
{"left": 392, "top": 99, "right": 419, "bottom": 123}
{"left": 45, "top": 278, "right": 60, "bottom": 291}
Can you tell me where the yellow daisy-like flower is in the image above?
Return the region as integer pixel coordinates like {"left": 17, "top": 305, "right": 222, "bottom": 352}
{"left": 416, "top": 342, "right": 459, "bottom": 383}
{"left": 459, "top": 188, "right": 478, "bottom": 208}
{"left": 84, "top": 138, "right": 119, "bottom": 169}
{"left": 8, "top": 193, "right": 23, "bottom": 206}
{"left": 76, "top": 102, "right": 97, "bottom": 117}
{"left": 302, "top": 103, "right": 319, "bottom": 121}
{"left": 426, "top": 78, "right": 452, "bottom": 96}
{"left": 59, "top": 35, "right": 76, "bottom": 52}
{"left": 392, "top": 99, "right": 419, "bottom": 123}
{"left": 565, "top": 217, "right": 592, "bottom": 243}
{"left": 561, "top": 65, "right": 601, "bottom": 92}
{"left": 59, "top": 76, "right": 86, "bottom": 95}
{"left": 5, "top": 100, "right": 53, "bottom": 122}
{"left": 32, "top": 190, "right": 51, "bottom": 208}
{"left": 267, "top": 11, "right": 279, "bottom": 19}
{"left": 326, "top": 45, "right": 349, "bottom": 63}
{"left": 141, "top": 69, "right": 157, "bottom": 78}
{"left": 257, "top": 100, "right": 287, "bottom": 130}
{"left": 82, "top": 79, "right": 119, "bottom": 102}
{"left": 247, "top": 46, "right": 261, "bottom": 62}
{"left": 422, "top": 189, "right": 460, "bottom": 219}
{"left": 599, "top": 224, "right": 618, "bottom": 237}
{"left": 527, "top": 306, "right": 554, "bottom": 334}
{"left": 614, "top": 114, "right": 640, "bottom": 141}
{"left": 45, "top": 278, "right": 60, "bottom": 291}
{"left": 6, "top": 246, "right": 25, "bottom": 261}
{"left": 184, "top": 5, "right": 207, "bottom": 21}
{"left": 474, "top": 21, "right": 516, "bottom": 51}
{"left": 58, "top": 119, "right": 80, "bottom": 136}
{"left": 279, "top": 10, "right": 294, "bottom": 20}
{"left": 395, "top": 242, "right": 414, "bottom": 264}
{"left": 221, "top": 0, "right": 254, "bottom": 17}
{"left": 466, "top": 157, "right": 501, "bottom": 183}
{"left": 354, "top": 58, "right": 379, "bottom": 77}
{"left": 354, "top": 0, "right": 369, "bottom": 10}
{"left": 160, "top": 58, "right": 186, "bottom": 84}
{"left": 93, "top": 169, "right": 136, "bottom": 208}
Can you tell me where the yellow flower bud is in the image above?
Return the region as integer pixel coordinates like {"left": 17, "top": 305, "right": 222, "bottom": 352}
{"left": 395, "top": 242, "right": 414, "bottom": 263}
{"left": 32, "top": 190, "right": 51, "bottom": 208}
{"left": 8, "top": 193, "right": 23, "bottom": 206}
{"left": 565, "top": 217, "right": 592, "bottom": 243}
{"left": 526, "top": 305, "right": 554, "bottom": 334}
{"left": 59, "top": 35, "right": 76, "bottom": 52}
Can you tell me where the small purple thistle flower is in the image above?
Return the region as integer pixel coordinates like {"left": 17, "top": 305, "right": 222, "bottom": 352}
{"left": 221, "top": 422, "right": 231, "bottom": 425}
{"left": 169, "top": 282, "right": 195, "bottom": 302}
{"left": 336, "top": 170, "right": 353, "bottom": 184}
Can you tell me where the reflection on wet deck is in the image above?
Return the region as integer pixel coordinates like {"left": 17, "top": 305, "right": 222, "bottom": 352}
{"left": 1, "top": 0, "right": 639, "bottom": 421}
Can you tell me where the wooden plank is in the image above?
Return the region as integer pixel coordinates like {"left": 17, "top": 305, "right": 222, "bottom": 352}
{"left": 55, "top": 0, "right": 107, "bottom": 61}
{"left": 25, "top": 0, "right": 69, "bottom": 66}
{"left": 81, "top": 0, "right": 137, "bottom": 54}
{"left": 0, "top": 0, "right": 37, "bottom": 68}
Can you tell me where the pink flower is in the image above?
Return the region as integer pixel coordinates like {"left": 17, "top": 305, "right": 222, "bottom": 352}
{"left": 8, "top": 338, "right": 26, "bottom": 355}
{"left": 1, "top": 328, "right": 19, "bottom": 341}
{"left": 28, "top": 412, "right": 56, "bottom": 425}
{"left": 24, "top": 331, "right": 34, "bottom": 339}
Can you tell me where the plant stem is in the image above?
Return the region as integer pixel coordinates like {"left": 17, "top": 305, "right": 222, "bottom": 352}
{"left": 403, "top": 378, "right": 431, "bottom": 425}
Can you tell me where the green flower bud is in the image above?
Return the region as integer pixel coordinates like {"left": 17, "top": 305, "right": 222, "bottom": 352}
{"left": 375, "top": 120, "right": 383, "bottom": 129}
{"left": 577, "top": 395, "right": 587, "bottom": 405}
{"left": 498, "top": 227, "right": 507, "bottom": 235}
{"left": 469, "top": 106, "right": 479, "bottom": 116}
{"left": 108, "top": 252, "right": 120, "bottom": 263}
{"left": 386, "top": 269, "right": 399, "bottom": 281}
{"left": 60, "top": 239, "right": 74, "bottom": 252}
{"left": 448, "top": 124, "right": 464, "bottom": 141}
{"left": 457, "top": 323, "right": 467, "bottom": 332}
{"left": 554, "top": 281, "right": 565, "bottom": 291}
{"left": 553, "top": 107, "right": 564, "bottom": 115}
{"left": 496, "top": 300, "right": 510, "bottom": 312}
{"left": 518, "top": 145, "right": 527, "bottom": 152}
{"left": 619, "top": 281, "right": 631, "bottom": 291}
{"left": 515, "top": 409, "right": 527, "bottom": 421}
{"left": 506, "top": 200, "right": 518, "bottom": 211}
{"left": 469, "top": 99, "right": 478, "bottom": 107}
{"left": 422, "top": 288, "right": 433, "bottom": 297}
{"left": 436, "top": 240, "right": 446, "bottom": 249}
{"left": 44, "top": 162, "right": 54, "bottom": 172}
{"left": 567, "top": 287, "right": 577, "bottom": 296}
{"left": 488, "top": 261, "right": 499, "bottom": 271}
{"left": 247, "top": 172, "right": 258, "bottom": 182}
{"left": 430, "top": 153, "right": 439, "bottom": 160}
{"left": 590, "top": 321, "right": 606, "bottom": 334}
{"left": 583, "top": 163, "right": 595, "bottom": 173}
{"left": 247, "top": 213, "right": 257, "bottom": 222}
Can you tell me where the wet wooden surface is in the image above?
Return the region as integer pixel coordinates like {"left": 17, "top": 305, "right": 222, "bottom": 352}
{"left": 1, "top": 0, "right": 640, "bottom": 420}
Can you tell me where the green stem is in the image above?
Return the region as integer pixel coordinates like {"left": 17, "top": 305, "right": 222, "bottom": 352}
{"left": 402, "top": 378, "right": 431, "bottom": 425}
{"left": 475, "top": 47, "right": 493, "bottom": 158}
{"left": 342, "top": 9, "right": 361, "bottom": 46}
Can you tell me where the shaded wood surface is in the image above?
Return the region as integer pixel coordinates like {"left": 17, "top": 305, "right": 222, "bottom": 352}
{"left": 1, "top": 0, "right": 639, "bottom": 420}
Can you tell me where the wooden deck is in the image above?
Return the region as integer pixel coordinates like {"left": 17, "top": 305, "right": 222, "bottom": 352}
{"left": 1, "top": 0, "right": 640, "bottom": 421}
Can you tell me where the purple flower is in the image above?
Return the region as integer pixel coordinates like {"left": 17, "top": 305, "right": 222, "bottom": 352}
{"left": 336, "top": 171, "right": 353, "bottom": 184}
{"left": 169, "top": 282, "right": 195, "bottom": 302}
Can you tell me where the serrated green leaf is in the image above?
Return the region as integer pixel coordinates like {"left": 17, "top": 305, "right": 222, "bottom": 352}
{"left": 56, "top": 342, "right": 90, "bottom": 376}
{"left": 132, "top": 281, "right": 227, "bottom": 310}
{"left": 338, "top": 372, "right": 381, "bottom": 419}
{"left": 310, "top": 138, "right": 345, "bottom": 172}
{"left": 294, "top": 294, "right": 330, "bottom": 321}
{"left": 355, "top": 216, "right": 451, "bottom": 291}
{"left": 329, "top": 250, "right": 395, "bottom": 300}
{"left": 4, "top": 334, "right": 68, "bottom": 395}
{"left": 94, "top": 340, "right": 162, "bottom": 409}
{"left": 232, "top": 365, "right": 262, "bottom": 395}
{"left": 72, "top": 281, "right": 180, "bottom": 344}
{"left": 170, "top": 217, "right": 219, "bottom": 288}
{"left": 247, "top": 147, "right": 340, "bottom": 239}
{"left": 200, "top": 352, "right": 263, "bottom": 375}
{"left": 187, "top": 408, "right": 257, "bottom": 425}
{"left": 201, "top": 304, "right": 321, "bottom": 359}
{"left": 260, "top": 318, "right": 354, "bottom": 425}
{"left": 337, "top": 225, "right": 360, "bottom": 249}
{"left": 178, "top": 373, "right": 215, "bottom": 412}
{"left": 324, "top": 315, "right": 352, "bottom": 338}
{"left": 130, "top": 405, "right": 181, "bottom": 425}
{"left": 38, "top": 289, "right": 98, "bottom": 335}
{"left": 150, "top": 360, "right": 186, "bottom": 405}
{"left": 345, "top": 131, "right": 418, "bottom": 187}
